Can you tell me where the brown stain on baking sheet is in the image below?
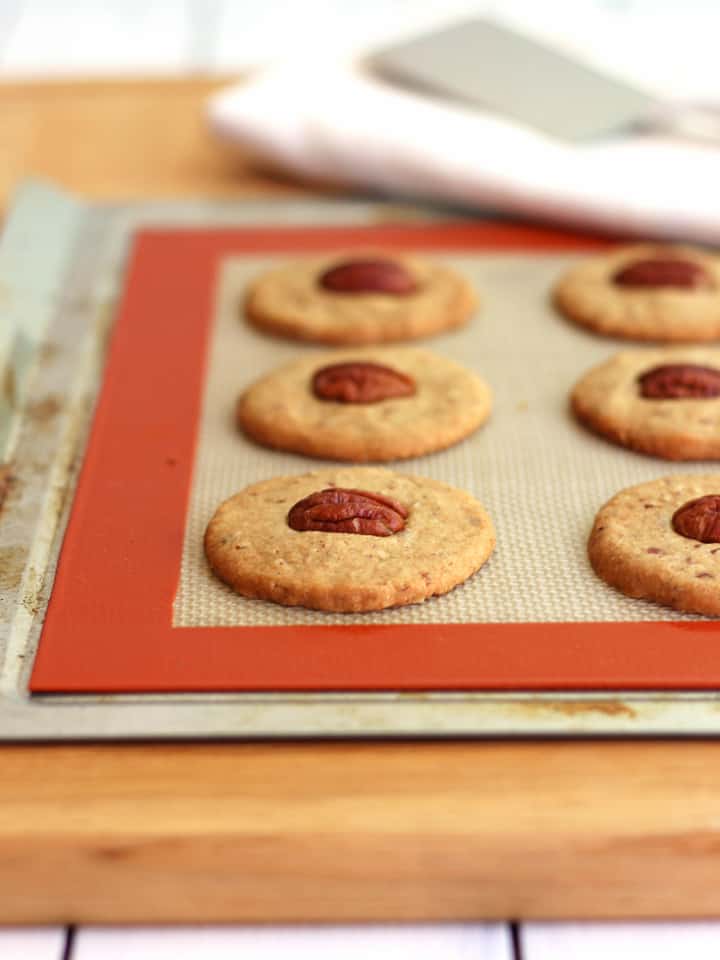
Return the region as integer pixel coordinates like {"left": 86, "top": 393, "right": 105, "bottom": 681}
{"left": 3, "top": 367, "right": 16, "bottom": 408}
{"left": 39, "top": 341, "right": 60, "bottom": 365}
{"left": 514, "top": 699, "right": 637, "bottom": 719}
{"left": 0, "top": 464, "right": 14, "bottom": 513}
{"left": 26, "top": 394, "right": 61, "bottom": 424}
{"left": 0, "top": 546, "right": 26, "bottom": 591}
{"left": 395, "top": 694, "right": 637, "bottom": 719}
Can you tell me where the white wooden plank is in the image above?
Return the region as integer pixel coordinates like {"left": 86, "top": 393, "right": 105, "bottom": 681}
{"left": 523, "top": 921, "right": 720, "bottom": 959}
{"left": 3, "top": 0, "right": 718, "bottom": 100}
{"left": 74, "top": 923, "right": 512, "bottom": 960}
{"left": 0, "top": 0, "right": 190, "bottom": 76}
{"left": 0, "top": 927, "right": 66, "bottom": 960}
{"left": 211, "top": 0, "right": 495, "bottom": 70}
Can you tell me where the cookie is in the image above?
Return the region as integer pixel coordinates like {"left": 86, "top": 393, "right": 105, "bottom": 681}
{"left": 244, "top": 252, "right": 477, "bottom": 345}
{"left": 204, "top": 467, "right": 495, "bottom": 612}
{"left": 571, "top": 348, "right": 720, "bottom": 460}
{"left": 237, "top": 347, "right": 492, "bottom": 462}
{"left": 589, "top": 474, "right": 720, "bottom": 615}
{"left": 554, "top": 244, "right": 720, "bottom": 342}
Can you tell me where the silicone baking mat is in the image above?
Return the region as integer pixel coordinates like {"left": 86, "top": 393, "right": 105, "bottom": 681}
{"left": 29, "top": 222, "right": 720, "bottom": 693}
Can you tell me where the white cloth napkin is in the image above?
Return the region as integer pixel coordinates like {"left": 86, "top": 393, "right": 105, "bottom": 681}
{"left": 208, "top": 60, "right": 720, "bottom": 243}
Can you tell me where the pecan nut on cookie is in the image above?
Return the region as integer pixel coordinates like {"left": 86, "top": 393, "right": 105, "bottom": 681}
{"left": 237, "top": 347, "right": 492, "bottom": 462}
{"left": 244, "top": 252, "right": 478, "bottom": 345}
{"left": 204, "top": 467, "right": 495, "bottom": 612}
{"left": 589, "top": 474, "right": 720, "bottom": 615}
{"left": 571, "top": 348, "right": 720, "bottom": 460}
{"left": 554, "top": 244, "right": 720, "bottom": 342}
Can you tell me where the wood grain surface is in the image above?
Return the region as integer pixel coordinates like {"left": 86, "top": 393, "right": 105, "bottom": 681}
{"left": 2, "top": 740, "right": 720, "bottom": 924}
{"left": 0, "top": 76, "right": 321, "bottom": 209}
{"left": 1, "top": 77, "right": 720, "bottom": 924}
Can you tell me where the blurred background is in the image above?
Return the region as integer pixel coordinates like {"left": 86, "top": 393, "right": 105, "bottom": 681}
{"left": 0, "top": 0, "right": 718, "bottom": 101}
{"left": 3, "top": 0, "right": 720, "bottom": 242}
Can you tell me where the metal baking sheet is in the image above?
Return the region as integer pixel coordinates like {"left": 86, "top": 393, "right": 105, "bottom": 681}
{"left": 3, "top": 179, "right": 720, "bottom": 738}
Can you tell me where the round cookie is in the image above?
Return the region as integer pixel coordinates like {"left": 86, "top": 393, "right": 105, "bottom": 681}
{"left": 571, "top": 348, "right": 720, "bottom": 460}
{"left": 237, "top": 347, "right": 492, "bottom": 462}
{"left": 589, "top": 474, "right": 720, "bottom": 616}
{"left": 204, "top": 467, "right": 495, "bottom": 612}
{"left": 244, "top": 252, "right": 477, "bottom": 345}
{"left": 554, "top": 244, "right": 720, "bottom": 342}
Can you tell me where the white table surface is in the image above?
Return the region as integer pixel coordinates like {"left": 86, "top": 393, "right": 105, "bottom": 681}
{"left": 6, "top": 922, "right": 720, "bottom": 959}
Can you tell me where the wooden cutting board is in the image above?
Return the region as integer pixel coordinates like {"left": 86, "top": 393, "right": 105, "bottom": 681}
{"left": 1, "top": 76, "right": 720, "bottom": 923}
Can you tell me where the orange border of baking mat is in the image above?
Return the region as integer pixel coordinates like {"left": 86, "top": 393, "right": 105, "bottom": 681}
{"left": 29, "top": 222, "right": 720, "bottom": 693}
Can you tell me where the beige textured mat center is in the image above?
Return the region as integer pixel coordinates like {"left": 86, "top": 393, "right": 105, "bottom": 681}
{"left": 173, "top": 254, "right": 711, "bottom": 626}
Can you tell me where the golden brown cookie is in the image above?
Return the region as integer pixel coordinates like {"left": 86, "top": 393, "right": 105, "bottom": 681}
{"left": 237, "top": 347, "right": 492, "bottom": 462}
{"left": 244, "top": 252, "right": 477, "bottom": 345}
{"left": 204, "top": 467, "right": 495, "bottom": 612}
{"left": 571, "top": 348, "right": 720, "bottom": 460}
{"left": 554, "top": 244, "right": 720, "bottom": 342}
{"left": 589, "top": 474, "right": 720, "bottom": 615}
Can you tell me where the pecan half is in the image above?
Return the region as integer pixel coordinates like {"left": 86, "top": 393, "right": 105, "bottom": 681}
{"left": 287, "top": 487, "right": 408, "bottom": 536}
{"left": 638, "top": 364, "right": 720, "bottom": 399}
{"left": 312, "top": 361, "right": 416, "bottom": 404}
{"left": 319, "top": 258, "right": 418, "bottom": 295}
{"left": 673, "top": 494, "right": 720, "bottom": 543}
{"left": 613, "top": 257, "right": 711, "bottom": 289}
